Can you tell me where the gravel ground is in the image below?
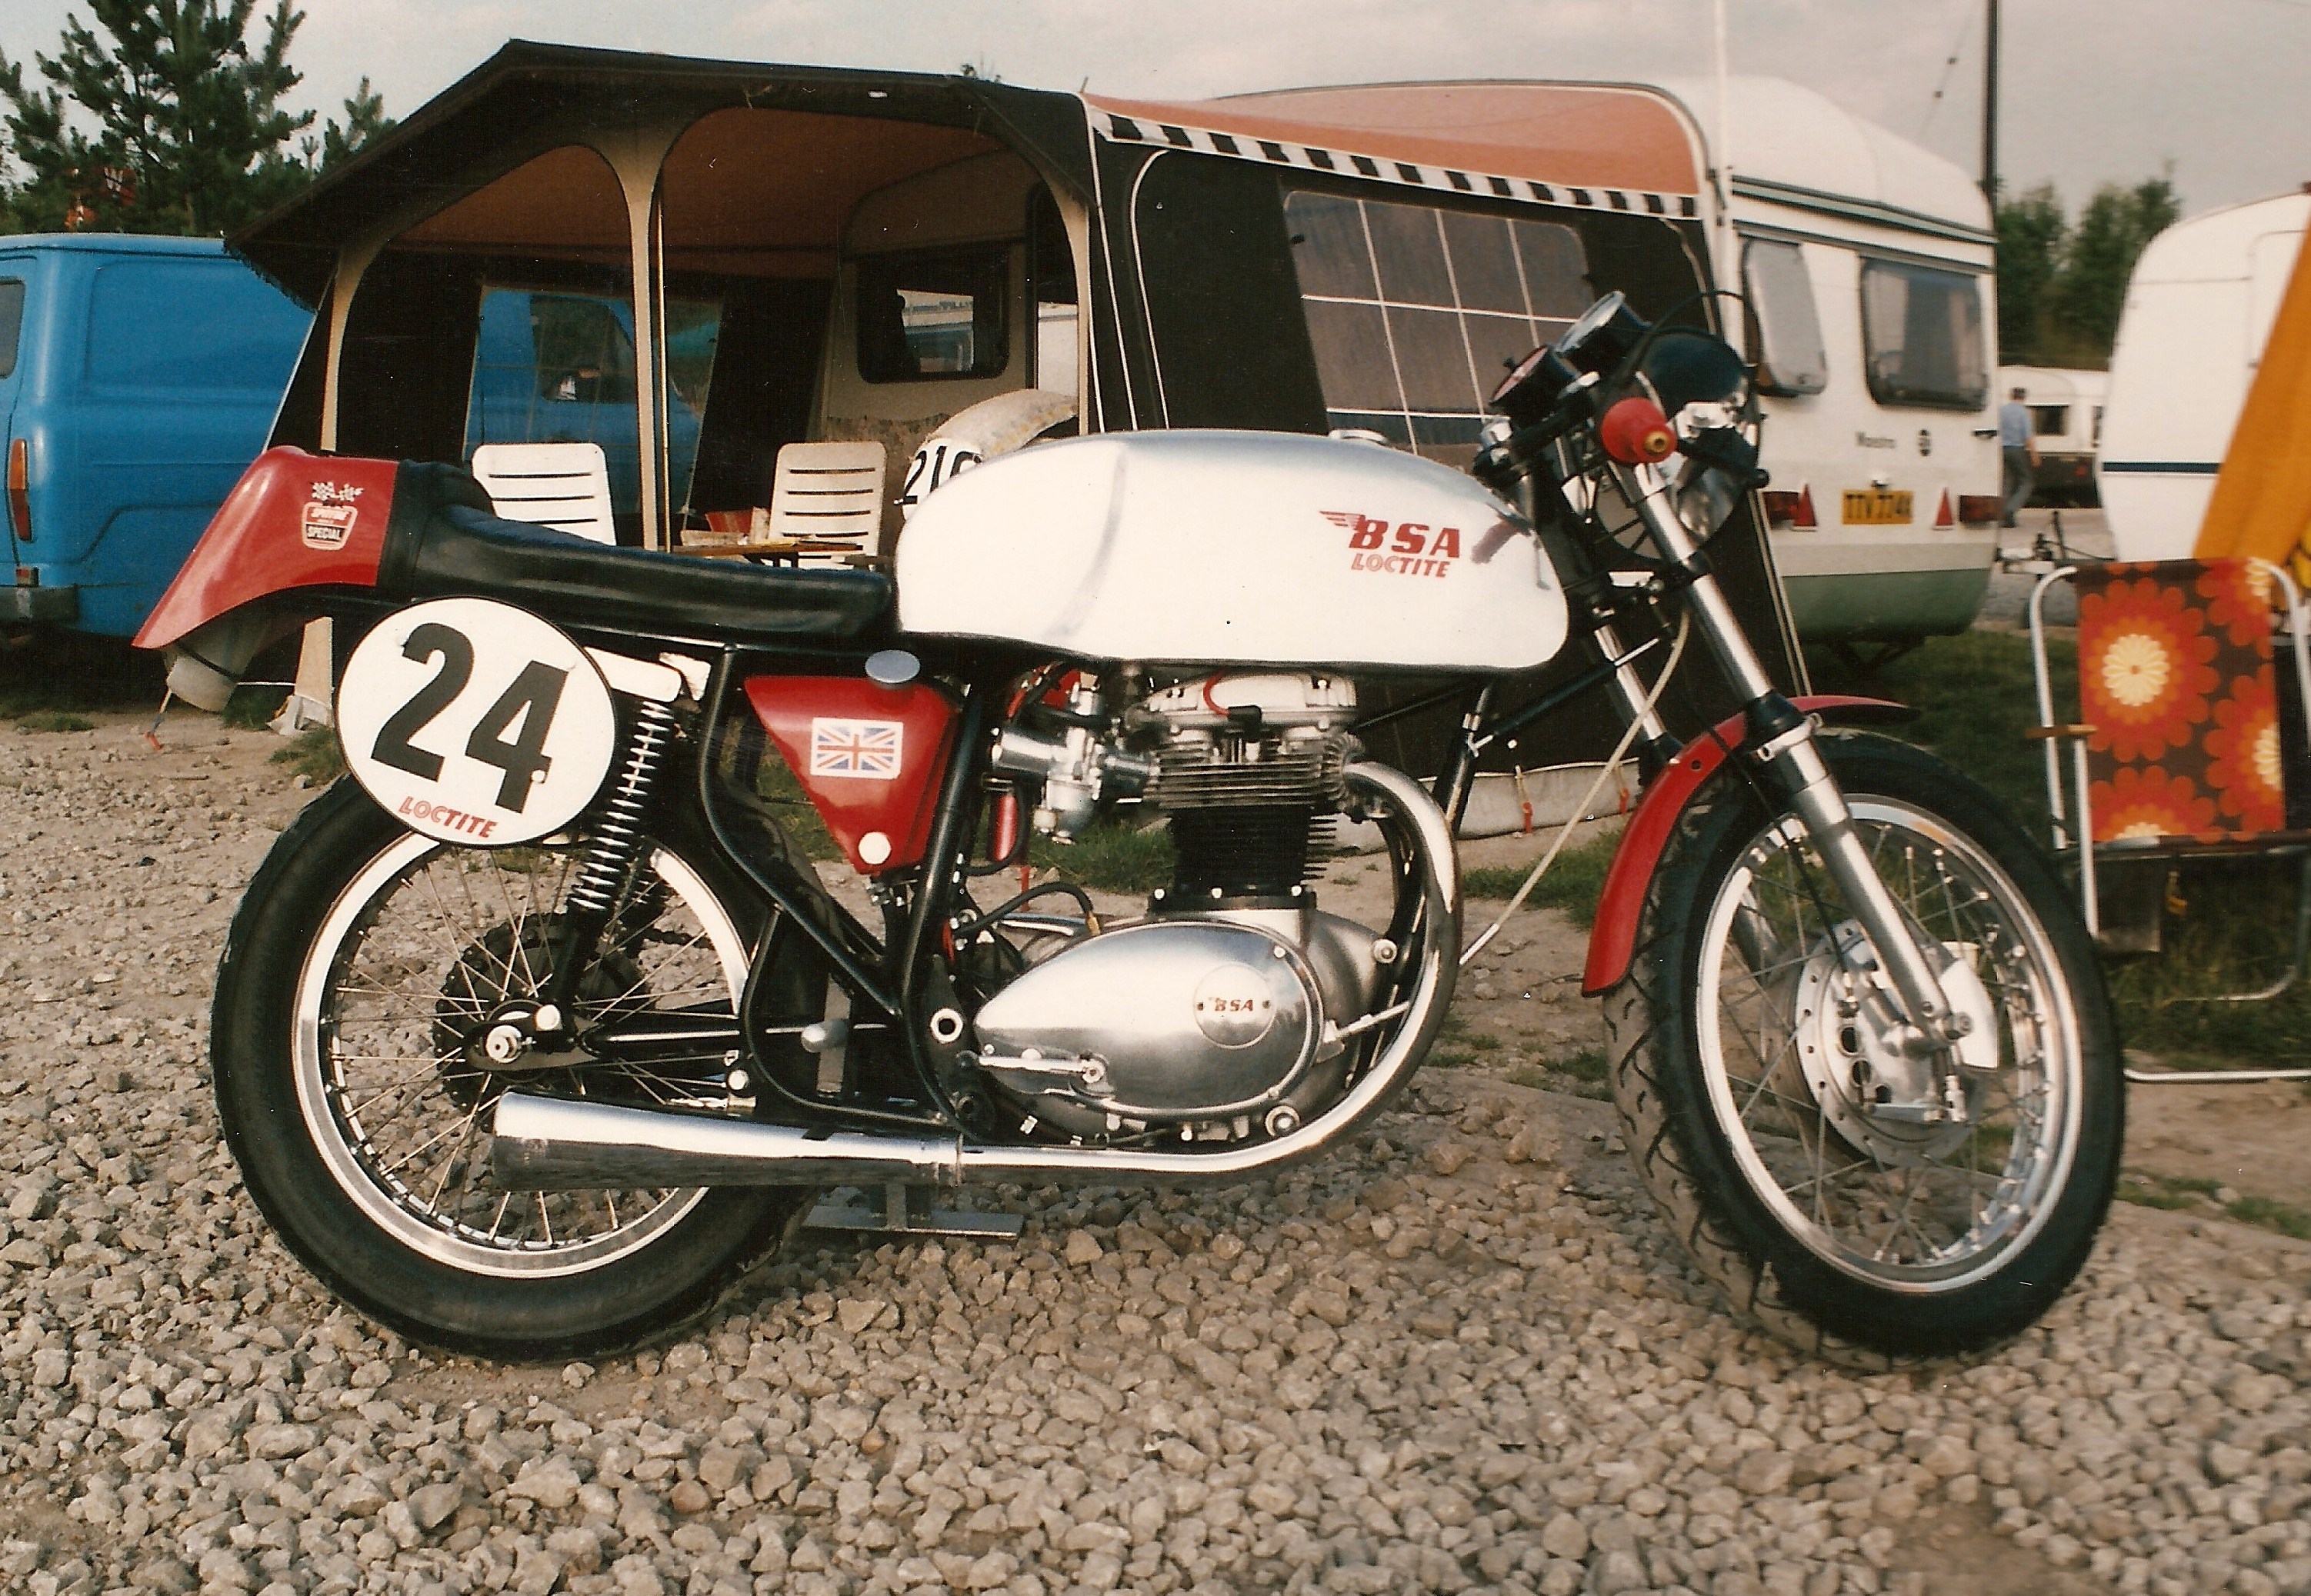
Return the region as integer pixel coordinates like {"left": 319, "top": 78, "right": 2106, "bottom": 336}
{"left": 0, "top": 716, "right": 2307, "bottom": 1596}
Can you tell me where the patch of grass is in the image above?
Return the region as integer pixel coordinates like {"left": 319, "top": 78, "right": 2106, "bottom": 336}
{"left": 1462, "top": 1032, "right": 1502, "bottom": 1052}
{"left": 2100, "top": 858, "right": 2311, "bottom": 1058}
{"left": 2226, "top": 1194, "right": 2311, "bottom": 1241}
{"left": 269, "top": 727, "right": 345, "bottom": 785}
{"left": 1462, "top": 829, "right": 1619, "bottom": 929}
{"left": 2115, "top": 1171, "right": 2221, "bottom": 1213}
{"left": 2116, "top": 1173, "right": 2311, "bottom": 1239}
{"left": 1506, "top": 1048, "right": 1609, "bottom": 1100}
{"left": 1031, "top": 821, "right": 1176, "bottom": 896}
{"left": 15, "top": 710, "right": 93, "bottom": 733}
{"left": 1805, "top": 631, "right": 2073, "bottom": 832}
{"left": 220, "top": 685, "right": 290, "bottom": 729}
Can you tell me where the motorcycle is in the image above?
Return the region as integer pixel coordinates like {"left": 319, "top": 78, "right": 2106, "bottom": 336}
{"left": 136, "top": 292, "right": 2119, "bottom": 1363}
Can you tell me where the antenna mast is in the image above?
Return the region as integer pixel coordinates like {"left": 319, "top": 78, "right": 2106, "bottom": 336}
{"left": 1980, "top": 0, "right": 1999, "bottom": 203}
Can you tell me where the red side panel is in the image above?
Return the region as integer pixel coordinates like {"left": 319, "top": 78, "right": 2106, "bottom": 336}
{"left": 1580, "top": 696, "right": 1907, "bottom": 996}
{"left": 744, "top": 676, "right": 960, "bottom": 876}
{"left": 133, "top": 448, "right": 399, "bottom": 650}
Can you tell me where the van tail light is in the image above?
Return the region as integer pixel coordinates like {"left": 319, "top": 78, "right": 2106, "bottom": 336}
{"left": 5, "top": 438, "right": 28, "bottom": 544}
{"left": 1933, "top": 490, "right": 1955, "bottom": 529}
{"left": 1760, "top": 486, "right": 1817, "bottom": 528}
{"left": 1956, "top": 495, "right": 2003, "bottom": 526}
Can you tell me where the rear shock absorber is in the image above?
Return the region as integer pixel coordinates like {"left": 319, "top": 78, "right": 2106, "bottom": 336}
{"left": 566, "top": 698, "right": 680, "bottom": 917}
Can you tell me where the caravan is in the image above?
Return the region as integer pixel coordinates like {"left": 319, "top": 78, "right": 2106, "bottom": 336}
{"left": 2100, "top": 189, "right": 2311, "bottom": 561}
{"left": 1999, "top": 364, "right": 2106, "bottom": 507}
{"left": 1658, "top": 76, "right": 2004, "bottom": 645}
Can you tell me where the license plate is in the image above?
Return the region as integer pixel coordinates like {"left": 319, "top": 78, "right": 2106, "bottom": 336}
{"left": 1842, "top": 489, "right": 1914, "bottom": 525}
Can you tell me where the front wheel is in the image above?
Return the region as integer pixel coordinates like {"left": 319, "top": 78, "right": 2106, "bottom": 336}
{"left": 212, "top": 780, "right": 811, "bottom": 1359}
{"left": 1606, "top": 734, "right": 2121, "bottom": 1363}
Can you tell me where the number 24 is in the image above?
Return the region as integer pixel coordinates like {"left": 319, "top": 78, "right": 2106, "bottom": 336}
{"left": 369, "top": 621, "right": 569, "bottom": 812}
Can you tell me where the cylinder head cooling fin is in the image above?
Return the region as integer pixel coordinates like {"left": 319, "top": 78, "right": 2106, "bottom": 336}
{"left": 1142, "top": 674, "right": 1358, "bottom": 909}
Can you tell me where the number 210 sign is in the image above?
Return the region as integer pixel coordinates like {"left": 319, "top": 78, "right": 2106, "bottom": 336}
{"left": 337, "top": 598, "right": 619, "bottom": 847}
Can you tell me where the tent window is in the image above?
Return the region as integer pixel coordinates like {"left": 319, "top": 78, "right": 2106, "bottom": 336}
{"left": 1029, "top": 189, "right": 1079, "bottom": 397}
{"left": 1285, "top": 188, "right": 1587, "bottom": 466}
{"left": 466, "top": 287, "right": 719, "bottom": 520}
{"left": 1742, "top": 238, "right": 1828, "bottom": 396}
{"left": 856, "top": 245, "right": 1009, "bottom": 382}
{"left": 1859, "top": 259, "right": 1987, "bottom": 410}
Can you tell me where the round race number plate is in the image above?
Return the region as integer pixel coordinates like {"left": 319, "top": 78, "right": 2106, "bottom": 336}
{"left": 337, "top": 598, "right": 618, "bottom": 847}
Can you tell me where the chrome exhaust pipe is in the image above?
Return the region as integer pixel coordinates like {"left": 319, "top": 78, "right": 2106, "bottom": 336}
{"left": 492, "top": 762, "right": 1457, "bottom": 1192}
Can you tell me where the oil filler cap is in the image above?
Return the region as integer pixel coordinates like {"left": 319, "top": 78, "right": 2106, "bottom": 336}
{"left": 865, "top": 649, "right": 921, "bottom": 686}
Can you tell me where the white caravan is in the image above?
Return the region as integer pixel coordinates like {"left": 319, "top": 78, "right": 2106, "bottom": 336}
{"left": 2099, "top": 190, "right": 2311, "bottom": 561}
{"left": 1999, "top": 365, "right": 2106, "bottom": 506}
{"left": 1656, "top": 75, "right": 2003, "bottom": 645}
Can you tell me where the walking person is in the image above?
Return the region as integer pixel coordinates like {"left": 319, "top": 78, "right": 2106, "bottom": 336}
{"left": 2000, "top": 385, "right": 2038, "bottom": 528}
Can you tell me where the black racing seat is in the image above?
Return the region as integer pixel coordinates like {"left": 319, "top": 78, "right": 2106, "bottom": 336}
{"left": 376, "top": 461, "right": 892, "bottom": 646}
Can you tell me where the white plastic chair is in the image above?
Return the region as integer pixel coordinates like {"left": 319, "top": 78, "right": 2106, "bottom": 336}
{"left": 470, "top": 441, "right": 617, "bottom": 545}
{"left": 766, "top": 440, "right": 887, "bottom": 561}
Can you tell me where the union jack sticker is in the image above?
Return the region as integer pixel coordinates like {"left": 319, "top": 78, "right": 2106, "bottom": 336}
{"left": 809, "top": 718, "right": 903, "bottom": 780}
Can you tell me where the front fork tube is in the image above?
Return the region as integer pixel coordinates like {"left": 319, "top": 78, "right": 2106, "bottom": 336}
{"left": 1613, "top": 461, "right": 1966, "bottom": 1057}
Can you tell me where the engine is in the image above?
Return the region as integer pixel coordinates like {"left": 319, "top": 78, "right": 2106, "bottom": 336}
{"left": 973, "top": 671, "right": 1396, "bottom": 1144}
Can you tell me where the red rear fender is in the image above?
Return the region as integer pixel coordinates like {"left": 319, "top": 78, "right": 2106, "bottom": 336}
{"left": 1581, "top": 697, "right": 1912, "bottom": 996}
{"left": 133, "top": 448, "right": 400, "bottom": 652}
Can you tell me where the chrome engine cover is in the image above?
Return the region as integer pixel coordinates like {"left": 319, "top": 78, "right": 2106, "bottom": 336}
{"left": 970, "top": 920, "right": 1324, "bottom": 1124}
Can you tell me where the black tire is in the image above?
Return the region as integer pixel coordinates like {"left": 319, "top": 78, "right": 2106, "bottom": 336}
{"left": 212, "top": 779, "right": 810, "bottom": 1361}
{"left": 1604, "top": 734, "right": 2121, "bottom": 1364}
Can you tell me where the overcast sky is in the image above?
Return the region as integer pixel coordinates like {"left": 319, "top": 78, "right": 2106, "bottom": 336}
{"left": 7, "top": 0, "right": 2309, "bottom": 217}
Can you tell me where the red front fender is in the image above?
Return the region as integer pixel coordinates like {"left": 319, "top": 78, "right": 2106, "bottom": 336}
{"left": 1580, "top": 696, "right": 1911, "bottom": 995}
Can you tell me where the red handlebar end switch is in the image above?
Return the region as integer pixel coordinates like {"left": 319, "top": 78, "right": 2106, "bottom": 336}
{"left": 1599, "top": 397, "right": 1677, "bottom": 465}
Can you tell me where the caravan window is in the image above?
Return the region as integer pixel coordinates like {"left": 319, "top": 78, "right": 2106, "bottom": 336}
{"left": 855, "top": 245, "right": 1009, "bottom": 382}
{"left": 1859, "top": 260, "right": 1988, "bottom": 410}
{"left": 1284, "top": 188, "right": 1589, "bottom": 463}
{"left": 1741, "top": 238, "right": 1827, "bottom": 396}
{"left": 2029, "top": 405, "right": 2069, "bottom": 438}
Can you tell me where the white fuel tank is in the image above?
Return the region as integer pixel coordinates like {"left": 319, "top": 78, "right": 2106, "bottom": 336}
{"left": 894, "top": 431, "right": 1567, "bottom": 671}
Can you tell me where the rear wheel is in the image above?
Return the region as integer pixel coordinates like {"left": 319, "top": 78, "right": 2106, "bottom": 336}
{"left": 212, "top": 781, "right": 809, "bottom": 1359}
{"left": 1606, "top": 735, "right": 2121, "bottom": 1363}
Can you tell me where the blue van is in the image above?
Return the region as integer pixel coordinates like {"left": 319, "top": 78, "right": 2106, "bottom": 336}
{"left": 0, "top": 235, "right": 311, "bottom": 636}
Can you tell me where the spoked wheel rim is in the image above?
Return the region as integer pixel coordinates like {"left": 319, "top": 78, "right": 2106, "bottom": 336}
{"left": 1696, "top": 797, "right": 2083, "bottom": 1292}
{"left": 292, "top": 834, "right": 748, "bottom": 1278}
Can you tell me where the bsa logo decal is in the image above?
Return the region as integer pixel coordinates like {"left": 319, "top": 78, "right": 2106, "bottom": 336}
{"left": 809, "top": 718, "right": 903, "bottom": 780}
{"left": 1320, "top": 511, "right": 1462, "bottom": 579}
{"left": 301, "top": 481, "right": 364, "bottom": 550}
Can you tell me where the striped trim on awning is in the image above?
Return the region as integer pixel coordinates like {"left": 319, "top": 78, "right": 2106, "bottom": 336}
{"left": 1094, "top": 111, "right": 1700, "bottom": 220}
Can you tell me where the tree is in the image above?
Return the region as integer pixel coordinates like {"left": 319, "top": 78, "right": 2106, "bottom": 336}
{"left": 0, "top": 1, "right": 385, "bottom": 238}
{"left": 1993, "top": 174, "right": 2182, "bottom": 368}
{"left": 1994, "top": 183, "right": 2067, "bottom": 365}
{"left": 2053, "top": 175, "right": 2181, "bottom": 358}
{"left": 309, "top": 75, "right": 391, "bottom": 172}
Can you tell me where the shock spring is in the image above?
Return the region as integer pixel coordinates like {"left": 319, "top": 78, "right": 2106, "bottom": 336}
{"left": 566, "top": 698, "right": 679, "bottom": 916}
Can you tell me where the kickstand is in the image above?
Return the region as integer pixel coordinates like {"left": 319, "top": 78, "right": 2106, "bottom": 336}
{"left": 805, "top": 1182, "right": 1023, "bottom": 1238}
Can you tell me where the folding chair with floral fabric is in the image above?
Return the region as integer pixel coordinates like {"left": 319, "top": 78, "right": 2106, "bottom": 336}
{"left": 2028, "top": 557, "right": 2311, "bottom": 1084}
